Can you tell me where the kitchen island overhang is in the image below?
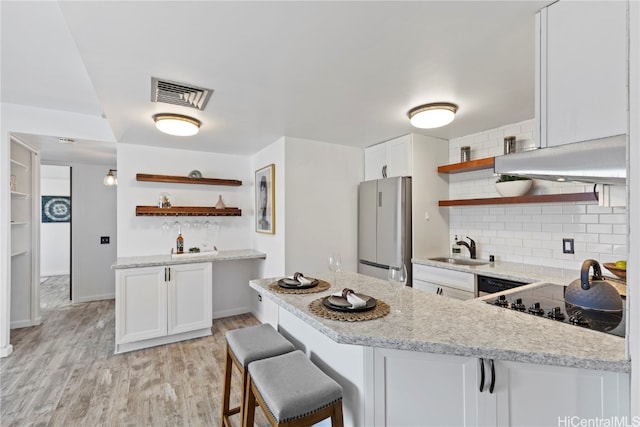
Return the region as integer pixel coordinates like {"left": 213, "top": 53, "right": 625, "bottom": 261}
{"left": 250, "top": 271, "right": 628, "bottom": 373}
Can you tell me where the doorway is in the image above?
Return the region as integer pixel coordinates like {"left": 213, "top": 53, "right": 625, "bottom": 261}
{"left": 40, "top": 165, "right": 72, "bottom": 305}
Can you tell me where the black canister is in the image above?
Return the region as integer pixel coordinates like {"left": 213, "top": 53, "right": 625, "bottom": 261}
{"left": 504, "top": 136, "right": 516, "bottom": 154}
{"left": 460, "top": 146, "right": 471, "bottom": 162}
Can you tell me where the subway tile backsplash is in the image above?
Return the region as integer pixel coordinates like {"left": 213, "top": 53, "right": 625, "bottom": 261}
{"left": 448, "top": 119, "right": 628, "bottom": 271}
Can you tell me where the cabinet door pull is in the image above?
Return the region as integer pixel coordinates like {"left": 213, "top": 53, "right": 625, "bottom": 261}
{"left": 382, "top": 164, "right": 387, "bottom": 178}
{"left": 167, "top": 267, "right": 171, "bottom": 282}
{"left": 489, "top": 359, "right": 495, "bottom": 394}
{"left": 164, "top": 267, "right": 168, "bottom": 282}
{"left": 479, "top": 358, "right": 485, "bottom": 392}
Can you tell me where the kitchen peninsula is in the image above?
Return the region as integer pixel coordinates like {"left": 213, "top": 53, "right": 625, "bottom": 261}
{"left": 250, "top": 271, "right": 629, "bottom": 426}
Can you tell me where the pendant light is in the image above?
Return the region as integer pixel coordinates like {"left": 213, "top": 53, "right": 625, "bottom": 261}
{"left": 103, "top": 169, "right": 117, "bottom": 186}
{"left": 407, "top": 102, "right": 458, "bottom": 129}
{"left": 153, "top": 113, "right": 201, "bottom": 136}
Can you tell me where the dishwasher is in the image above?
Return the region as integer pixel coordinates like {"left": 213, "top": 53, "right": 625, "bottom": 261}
{"left": 477, "top": 275, "right": 528, "bottom": 297}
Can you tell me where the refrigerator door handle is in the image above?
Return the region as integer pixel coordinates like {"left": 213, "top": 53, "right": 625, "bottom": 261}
{"left": 378, "top": 191, "right": 382, "bottom": 207}
{"left": 359, "top": 259, "right": 389, "bottom": 270}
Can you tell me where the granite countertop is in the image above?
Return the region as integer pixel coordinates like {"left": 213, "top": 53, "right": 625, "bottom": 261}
{"left": 250, "top": 271, "right": 629, "bottom": 373}
{"left": 113, "top": 249, "right": 266, "bottom": 269}
{"left": 412, "top": 257, "right": 583, "bottom": 286}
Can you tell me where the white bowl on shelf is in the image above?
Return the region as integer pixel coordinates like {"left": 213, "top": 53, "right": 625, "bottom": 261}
{"left": 495, "top": 180, "right": 532, "bottom": 197}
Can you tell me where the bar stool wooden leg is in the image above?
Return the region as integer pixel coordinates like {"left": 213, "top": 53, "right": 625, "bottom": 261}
{"left": 220, "top": 344, "right": 236, "bottom": 427}
{"left": 220, "top": 324, "right": 295, "bottom": 427}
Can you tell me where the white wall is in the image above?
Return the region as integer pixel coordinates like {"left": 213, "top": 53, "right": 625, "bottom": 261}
{"left": 40, "top": 165, "right": 70, "bottom": 276}
{"left": 411, "top": 134, "right": 450, "bottom": 260}
{"left": 116, "top": 144, "right": 253, "bottom": 257}
{"left": 627, "top": 0, "right": 639, "bottom": 416}
{"left": 447, "top": 119, "right": 628, "bottom": 270}
{"left": 284, "top": 137, "right": 363, "bottom": 275}
{"left": 71, "top": 164, "right": 117, "bottom": 302}
{"left": 251, "top": 138, "right": 286, "bottom": 279}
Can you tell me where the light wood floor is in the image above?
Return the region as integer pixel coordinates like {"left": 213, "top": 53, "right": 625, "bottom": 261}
{"left": 0, "top": 276, "right": 269, "bottom": 426}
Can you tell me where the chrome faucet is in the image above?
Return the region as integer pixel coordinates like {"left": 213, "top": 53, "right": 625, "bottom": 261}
{"left": 456, "top": 236, "right": 477, "bottom": 259}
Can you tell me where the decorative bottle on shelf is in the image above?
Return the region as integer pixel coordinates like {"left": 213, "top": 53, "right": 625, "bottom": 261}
{"left": 215, "top": 195, "right": 226, "bottom": 209}
{"left": 176, "top": 233, "right": 184, "bottom": 254}
{"left": 451, "top": 235, "right": 461, "bottom": 258}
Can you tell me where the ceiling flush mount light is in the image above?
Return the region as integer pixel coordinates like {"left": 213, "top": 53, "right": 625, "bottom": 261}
{"left": 103, "top": 169, "right": 117, "bottom": 186}
{"left": 407, "top": 102, "right": 458, "bottom": 129}
{"left": 153, "top": 113, "right": 201, "bottom": 136}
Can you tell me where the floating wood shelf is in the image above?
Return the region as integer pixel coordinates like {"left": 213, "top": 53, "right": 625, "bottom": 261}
{"left": 437, "top": 157, "right": 495, "bottom": 174}
{"left": 136, "top": 173, "right": 242, "bottom": 186}
{"left": 439, "top": 192, "right": 598, "bottom": 207}
{"left": 136, "top": 206, "right": 242, "bottom": 217}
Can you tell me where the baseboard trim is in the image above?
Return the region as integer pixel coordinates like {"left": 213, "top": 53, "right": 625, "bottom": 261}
{"left": 73, "top": 294, "right": 115, "bottom": 303}
{"left": 40, "top": 271, "right": 70, "bottom": 277}
{"left": 213, "top": 306, "right": 251, "bottom": 319}
{"left": 0, "top": 344, "right": 14, "bottom": 358}
{"left": 10, "top": 319, "right": 33, "bottom": 329}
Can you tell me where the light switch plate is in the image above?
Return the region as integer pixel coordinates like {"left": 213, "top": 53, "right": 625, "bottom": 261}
{"left": 562, "top": 238, "right": 574, "bottom": 254}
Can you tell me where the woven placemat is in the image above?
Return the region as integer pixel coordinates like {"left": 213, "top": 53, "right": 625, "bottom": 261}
{"left": 308, "top": 297, "right": 390, "bottom": 321}
{"left": 268, "top": 279, "right": 331, "bottom": 294}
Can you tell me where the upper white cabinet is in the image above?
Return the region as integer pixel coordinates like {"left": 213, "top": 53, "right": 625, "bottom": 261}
{"left": 536, "top": 0, "right": 628, "bottom": 147}
{"left": 364, "top": 134, "right": 412, "bottom": 180}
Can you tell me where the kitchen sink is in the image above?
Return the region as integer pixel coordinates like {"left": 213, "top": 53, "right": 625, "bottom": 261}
{"left": 428, "top": 257, "right": 489, "bottom": 266}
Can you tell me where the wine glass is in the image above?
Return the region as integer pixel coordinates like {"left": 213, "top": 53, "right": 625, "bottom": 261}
{"left": 388, "top": 262, "right": 408, "bottom": 313}
{"left": 328, "top": 253, "right": 342, "bottom": 288}
{"left": 388, "top": 263, "right": 408, "bottom": 286}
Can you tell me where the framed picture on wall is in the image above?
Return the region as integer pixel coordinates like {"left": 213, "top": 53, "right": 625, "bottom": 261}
{"left": 42, "top": 196, "right": 71, "bottom": 223}
{"left": 255, "top": 164, "right": 275, "bottom": 234}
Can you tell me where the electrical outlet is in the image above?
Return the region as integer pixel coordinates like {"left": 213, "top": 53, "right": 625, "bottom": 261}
{"left": 100, "top": 236, "right": 110, "bottom": 244}
{"left": 562, "top": 238, "right": 574, "bottom": 254}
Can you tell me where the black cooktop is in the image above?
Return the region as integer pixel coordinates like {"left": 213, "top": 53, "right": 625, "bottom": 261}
{"left": 486, "top": 282, "right": 625, "bottom": 337}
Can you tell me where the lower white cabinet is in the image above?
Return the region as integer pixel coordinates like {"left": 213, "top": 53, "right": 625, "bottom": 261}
{"left": 413, "top": 264, "right": 475, "bottom": 300}
{"left": 373, "top": 348, "right": 629, "bottom": 426}
{"left": 115, "top": 262, "right": 212, "bottom": 353}
{"left": 493, "top": 359, "right": 629, "bottom": 426}
{"left": 373, "top": 348, "right": 480, "bottom": 426}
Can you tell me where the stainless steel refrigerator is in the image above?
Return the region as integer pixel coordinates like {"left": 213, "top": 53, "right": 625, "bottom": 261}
{"left": 357, "top": 177, "right": 412, "bottom": 285}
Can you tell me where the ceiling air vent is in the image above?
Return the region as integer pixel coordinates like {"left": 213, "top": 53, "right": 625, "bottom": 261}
{"left": 151, "top": 77, "right": 213, "bottom": 111}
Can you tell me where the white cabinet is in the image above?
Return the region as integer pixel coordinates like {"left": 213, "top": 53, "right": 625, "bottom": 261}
{"left": 413, "top": 264, "right": 475, "bottom": 300}
{"left": 536, "top": 0, "right": 627, "bottom": 147}
{"left": 364, "top": 134, "right": 412, "bottom": 180}
{"left": 115, "top": 262, "right": 212, "bottom": 353}
{"left": 493, "top": 360, "right": 630, "bottom": 426}
{"left": 373, "top": 348, "right": 480, "bottom": 426}
{"left": 373, "top": 349, "right": 630, "bottom": 426}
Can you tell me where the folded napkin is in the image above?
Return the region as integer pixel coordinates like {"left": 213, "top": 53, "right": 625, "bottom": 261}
{"left": 287, "top": 272, "right": 315, "bottom": 286}
{"left": 332, "top": 288, "right": 367, "bottom": 308}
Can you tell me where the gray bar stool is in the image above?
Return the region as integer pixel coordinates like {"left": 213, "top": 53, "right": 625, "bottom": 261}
{"left": 243, "top": 350, "right": 344, "bottom": 427}
{"left": 221, "top": 324, "right": 295, "bottom": 427}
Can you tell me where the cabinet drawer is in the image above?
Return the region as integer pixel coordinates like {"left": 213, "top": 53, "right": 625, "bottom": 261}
{"left": 413, "top": 279, "right": 475, "bottom": 301}
{"left": 413, "top": 264, "right": 474, "bottom": 293}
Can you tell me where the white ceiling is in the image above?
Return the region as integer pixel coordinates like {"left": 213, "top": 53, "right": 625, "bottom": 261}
{"left": 1, "top": 1, "right": 550, "bottom": 163}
